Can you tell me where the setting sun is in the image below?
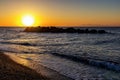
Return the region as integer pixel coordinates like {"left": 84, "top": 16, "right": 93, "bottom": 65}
{"left": 22, "top": 15, "right": 34, "bottom": 26}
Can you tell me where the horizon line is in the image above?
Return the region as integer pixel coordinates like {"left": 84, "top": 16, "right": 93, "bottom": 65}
{"left": 0, "top": 25, "right": 120, "bottom": 28}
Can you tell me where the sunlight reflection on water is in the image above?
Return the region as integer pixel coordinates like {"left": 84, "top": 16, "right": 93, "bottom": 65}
{"left": 1, "top": 27, "right": 120, "bottom": 80}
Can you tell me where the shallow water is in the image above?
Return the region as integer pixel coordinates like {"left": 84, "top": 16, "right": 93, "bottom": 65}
{"left": 0, "top": 27, "right": 120, "bottom": 80}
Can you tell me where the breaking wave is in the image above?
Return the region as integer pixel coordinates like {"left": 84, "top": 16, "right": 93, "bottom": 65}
{"left": 51, "top": 53, "right": 120, "bottom": 72}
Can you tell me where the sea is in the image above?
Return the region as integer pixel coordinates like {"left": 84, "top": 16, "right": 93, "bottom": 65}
{"left": 0, "top": 27, "right": 120, "bottom": 80}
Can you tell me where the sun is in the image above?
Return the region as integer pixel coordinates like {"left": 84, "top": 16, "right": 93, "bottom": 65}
{"left": 22, "top": 15, "right": 34, "bottom": 26}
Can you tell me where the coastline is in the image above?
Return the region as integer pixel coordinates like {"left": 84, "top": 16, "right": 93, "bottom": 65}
{"left": 0, "top": 52, "right": 73, "bottom": 80}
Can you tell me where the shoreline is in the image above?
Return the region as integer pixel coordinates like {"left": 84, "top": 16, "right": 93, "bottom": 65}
{"left": 0, "top": 52, "right": 73, "bottom": 80}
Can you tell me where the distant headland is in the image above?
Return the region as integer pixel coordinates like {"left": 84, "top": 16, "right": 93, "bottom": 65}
{"left": 24, "top": 26, "right": 108, "bottom": 34}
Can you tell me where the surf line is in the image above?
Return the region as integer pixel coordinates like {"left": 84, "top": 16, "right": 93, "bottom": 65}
{"left": 51, "top": 53, "right": 120, "bottom": 72}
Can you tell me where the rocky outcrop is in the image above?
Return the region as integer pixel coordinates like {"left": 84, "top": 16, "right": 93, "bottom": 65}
{"left": 24, "top": 26, "right": 108, "bottom": 34}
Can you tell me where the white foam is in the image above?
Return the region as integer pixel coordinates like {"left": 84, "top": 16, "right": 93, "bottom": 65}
{"left": 15, "top": 53, "right": 120, "bottom": 80}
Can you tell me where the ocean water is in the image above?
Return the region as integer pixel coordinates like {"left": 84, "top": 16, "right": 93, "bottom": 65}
{"left": 0, "top": 27, "right": 120, "bottom": 80}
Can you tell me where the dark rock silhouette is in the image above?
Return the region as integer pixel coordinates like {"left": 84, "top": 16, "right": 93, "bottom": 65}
{"left": 24, "top": 26, "right": 108, "bottom": 34}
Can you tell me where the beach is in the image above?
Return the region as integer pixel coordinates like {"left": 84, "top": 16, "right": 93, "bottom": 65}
{"left": 0, "top": 52, "right": 73, "bottom": 80}
{"left": 0, "top": 27, "right": 120, "bottom": 80}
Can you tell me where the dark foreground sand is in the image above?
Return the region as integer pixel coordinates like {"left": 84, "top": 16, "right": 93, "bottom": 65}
{"left": 0, "top": 52, "right": 73, "bottom": 80}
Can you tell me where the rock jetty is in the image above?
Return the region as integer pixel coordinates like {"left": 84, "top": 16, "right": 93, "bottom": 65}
{"left": 24, "top": 26, "right": 107, "bottom": 34}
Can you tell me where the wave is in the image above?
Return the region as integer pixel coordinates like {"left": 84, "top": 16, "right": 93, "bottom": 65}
{"left": 94, "top": 38, "right": 120, "bottom": 45}
{"left": 0, "top": 41, "right": 70, "bottom": 47}
{"left": 51, "top": 53, "right": 120, "bottom": 72}
{"left": 0, "top": 42, "right": 33, "bottom": 46}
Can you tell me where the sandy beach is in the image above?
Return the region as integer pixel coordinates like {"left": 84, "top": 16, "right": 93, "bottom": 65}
{"left": 0, "top": 52, "right": 73, "bottom": 80}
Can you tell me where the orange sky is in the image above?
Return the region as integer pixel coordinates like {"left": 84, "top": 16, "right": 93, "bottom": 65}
{"left": 0, "top": 0, "right": 120, "bottom": 27}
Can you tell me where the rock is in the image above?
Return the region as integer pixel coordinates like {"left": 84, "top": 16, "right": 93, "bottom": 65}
{"left": 24, "top": 27, "right": 108, "bottom": 34}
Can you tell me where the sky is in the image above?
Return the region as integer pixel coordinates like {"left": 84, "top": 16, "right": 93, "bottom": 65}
{"left": 0, "top": 0, "right": 120, "bottom": 27}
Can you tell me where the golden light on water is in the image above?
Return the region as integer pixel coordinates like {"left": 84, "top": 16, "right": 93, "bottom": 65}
{"left": 22, "top": 15, "right": 35, "bottom": 26}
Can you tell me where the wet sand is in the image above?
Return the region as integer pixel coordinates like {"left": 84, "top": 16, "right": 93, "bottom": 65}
{"left": 0, "top": 52, "right": 73, "bottom": 80}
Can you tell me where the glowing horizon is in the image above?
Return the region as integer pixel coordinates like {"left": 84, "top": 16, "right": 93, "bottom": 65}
{"left": 0, "top": 0, "right": 120, "bottom": 27}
